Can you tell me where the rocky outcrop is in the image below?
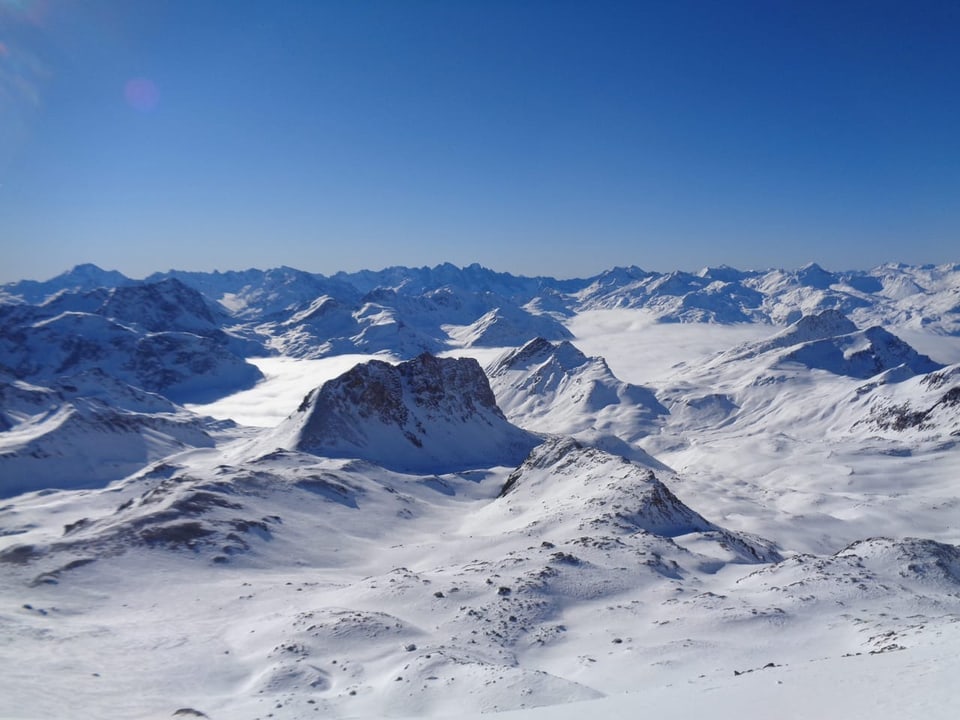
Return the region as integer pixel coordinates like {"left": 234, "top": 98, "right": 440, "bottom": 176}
{"left": 274, "top": 354, "right": 540, "bottom": 472}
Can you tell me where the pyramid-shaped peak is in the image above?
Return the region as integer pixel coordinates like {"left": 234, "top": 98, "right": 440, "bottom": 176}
{"left": 67, "top": 262, "right": 110, "bottom": 276}
{"left": 52, "top": 263, "right": 130, "bottom": 286}
{"left": 500, "top": 336, "right": 557, "bottom": 365}
{"left": 795, "top": 262, "right": 837, "bottom": 289}
{"left": 488, "top": 338, "right": 589, "bottom": 376}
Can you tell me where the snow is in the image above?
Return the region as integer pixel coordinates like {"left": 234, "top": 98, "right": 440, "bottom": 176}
{"left": 185, "top": 355, "right": 393, "bottom": 427}
{"left": 1, "top": 264, "right": 960, "bottom": 720}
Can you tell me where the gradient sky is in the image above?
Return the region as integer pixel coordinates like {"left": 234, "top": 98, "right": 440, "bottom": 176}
{"left": 2, "top": 0, "right": 959, "bottom": 282}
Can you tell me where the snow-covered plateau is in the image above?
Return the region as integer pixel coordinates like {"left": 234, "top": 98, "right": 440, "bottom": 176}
{"left": 1, "top": 261, "right": 959, "bottom": 719}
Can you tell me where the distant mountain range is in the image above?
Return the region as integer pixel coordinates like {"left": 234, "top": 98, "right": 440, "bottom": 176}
{"left": 3, "top": 261, "right": 959, "bottom": 347}
{"left": 1, "top": 261, "right": 959, "bottom": 718}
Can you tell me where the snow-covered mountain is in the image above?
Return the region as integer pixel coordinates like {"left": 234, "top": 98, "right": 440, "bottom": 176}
{"left": 717, "top": 309, "right": 944, "bottom": 379}
{"left": 0, "top": 263, "right": 133, "bottom": 304}
{"left": 485, "top": 337, "right": 666, "bottom": 450}
{"left": 497, "top": 437, "right": 779, "bottom": 564}
{"left": 447, "top": 306, "right": 573, "bottom": 348}
{"left": 4, "top": 262, "right": 959, "bottom": 373}
{"left": 0, "top": 312, "right": 262, "bottom": 403}
{"left": 267, "top": 353, "right": 540, "bottom": 473}
{"left": 1, "top": 260, "right": 959, "bottom": 720}
{"left": 147, "top": 266, "right": 361, "bottom": 321}
{"left": 0, "top": 371, "right": 227, "bottom": 497}
{"left": 0, "top": 278, "right": 264, "bottom": 404}
{"left": 854, "top": 362, "right": 960, "bottom": 440}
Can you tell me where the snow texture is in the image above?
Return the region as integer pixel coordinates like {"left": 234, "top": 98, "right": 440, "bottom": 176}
{"left": 1, "top": 261, "right": 959, "bottom": 720}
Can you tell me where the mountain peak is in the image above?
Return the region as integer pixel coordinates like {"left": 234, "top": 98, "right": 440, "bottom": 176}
{"left": 787, "top": 309, "right": 858, "bottom": 341}
{"left": 486, "top": 339, "right": 667, "bottom": 442}
{"left": 723, "top": 309, "right": 943, "bottom": 380}
{"left": 67, "top": 262, "right": 108, "bottom": 275}
{"left": 795, "top": 262, "right": 837, "bottom": 289}
{"left": 274, "top": 354, "right": 540, "bottom": 473}
{"left": 447, "top": 306, "right": 573, "bottom": 348}
{"left": 487, "top": 337, "right": 582, "bottom": 376}
{"left": 54, "top": 263, "right": 130, "bottom": 285}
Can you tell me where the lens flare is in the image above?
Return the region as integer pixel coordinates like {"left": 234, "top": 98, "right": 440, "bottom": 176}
{"left": 124, "top": 77, "right": 160, "bottom": 112}
{"left": 0, "top": 0, "right": 49, "bottom": 26}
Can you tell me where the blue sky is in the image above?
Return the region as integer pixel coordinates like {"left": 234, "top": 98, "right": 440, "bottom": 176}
{"left": 2, "top": 0, "right": 958, "bottom": 282}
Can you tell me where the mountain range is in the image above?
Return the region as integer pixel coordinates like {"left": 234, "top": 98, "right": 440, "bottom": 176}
{"left": 0, "top": 262, "right": 958, "bottom": 719}
{"left": 2, "top": 262, "right": 958, "bottom": 366}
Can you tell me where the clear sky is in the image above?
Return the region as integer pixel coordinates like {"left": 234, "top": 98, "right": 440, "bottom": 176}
{"left": 2, "top": 0, "right": 958, "bottom": 282}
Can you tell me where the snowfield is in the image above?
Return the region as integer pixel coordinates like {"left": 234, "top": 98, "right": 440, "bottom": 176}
{"left": 1, "top": 262, "right": 959, "bottom": 719}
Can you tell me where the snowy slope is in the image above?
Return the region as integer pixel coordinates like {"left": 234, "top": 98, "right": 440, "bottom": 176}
{"left": 0, "top": 368, "right": 236, "bottom": 497}
{"left": 0, "top": 429, "right": 792, "bottom": 718}
{"left": 3, "top": 413, "right": 956, "bottom": 718}
{"left": 447, "top": 306, "right": 573, "bottom": 348}
{"left": 0, "top": 397, "right": 217, "bottom": 497}
{"left": 1, "top": 263, "right": 960, "bottom": 720}
{"left": 717, "top": 309, "right": 944, "bottom": 379}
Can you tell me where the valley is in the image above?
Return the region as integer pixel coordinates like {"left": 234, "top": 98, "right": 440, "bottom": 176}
{"left": 1, "top": 262, "right": 958, "bottom": 719}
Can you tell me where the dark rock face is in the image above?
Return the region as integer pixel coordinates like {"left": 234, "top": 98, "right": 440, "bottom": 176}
{"left": 98, "top": 278, "right": 220, "bottom": 333}
{"left": 862, "top": 381, "right": 960, "bottom": 433}
{"left": 282, "top": 354, "right": 540, "bottom": 473}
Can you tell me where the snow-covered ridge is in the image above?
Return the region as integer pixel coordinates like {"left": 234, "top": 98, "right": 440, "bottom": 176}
{"left": 4, "top": 262, "right": 958, "bottom": 365}
{"left": 0, "top": 373, "right": 224, "bottom": 498}
{"left": 717, "top": 309, "right": 944, "bottom": 379}
{"left": 1, "top": 261, "right": 960, "bottom": 719}
{"left": 0, "top": 277, "right": 263, "bottom": 405}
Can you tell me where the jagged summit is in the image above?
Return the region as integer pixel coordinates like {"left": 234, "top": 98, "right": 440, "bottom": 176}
{"left": 446, "top": 305, "right": 573, "bottom": 348}
{"left": 486, "top": 337, "right": 667, "bottom": 443}
{"left": 271, "top": 353, "right": 540, "bottom": 473}
{"left": 487, "top": 337, "right": 588, "bottom": 377}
